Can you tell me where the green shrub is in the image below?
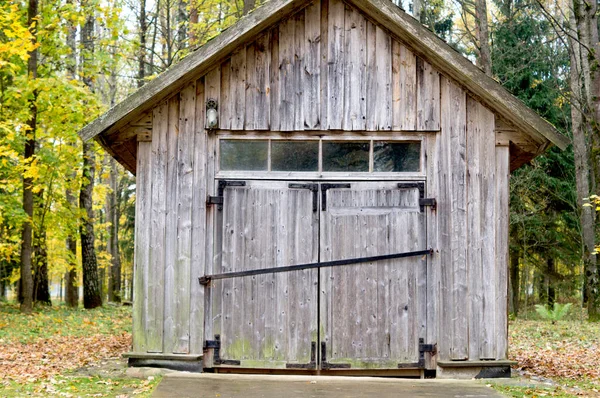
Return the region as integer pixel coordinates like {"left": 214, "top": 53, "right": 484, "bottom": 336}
{"left": 534, "top": 303, "right": 572, "bottom": 323}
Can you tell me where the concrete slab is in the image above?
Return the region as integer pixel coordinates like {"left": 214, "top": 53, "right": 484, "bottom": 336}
{"left": 152, "top": 373, "right": 505, "bottom": 397}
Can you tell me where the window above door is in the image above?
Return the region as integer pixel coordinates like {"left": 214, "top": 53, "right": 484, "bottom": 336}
{"left": 217, "top": 135, "right": 425, "bottom": 179}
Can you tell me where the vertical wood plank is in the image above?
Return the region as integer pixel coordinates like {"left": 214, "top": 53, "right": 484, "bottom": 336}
{"left": 304, "top": 1, "right": 321, "bottom": 129}
{"left": 466, "top": 95, "right": 482, "bottom": 361}
{"left": 319, "top": 0, "right": 329, "bottom": 130}
{"left": 392, "top": 42, "right": 417, "bottom": 130}
{"left": 220, "top": 59, "right": 232, "bottom": 130}
{"left": 479, "top": 102, "right": 496, "bottom": 359}
{"left": 230, "top": 48, "right": 246, "bottom": 130}
{"left": 495, "top": 145, "right": 509, "bottom": 360}
{"left": 254, "top": 33, "right": 271, "bottom": 130}
{"left": 327, "top": 0, "right": 344, "bottom": 129}
{"left": 365, "top": 20, "right": 376, "bottom": 131}
{"left": 173, "top": 84, "right": 195, "bottom": 354}
{"left": 366, "top": 24, "right": 392, "bottom": 130}
{"left": 425, "top": 133, "right": 439, "bottom": 355}
{"left": 204, "top": 67, "right": 220, "bottom": 129}
{"left": 190, "top": 77, "right": 207, "bottom": 355}
{"left": 163, "top": 95, "right": 180, "bottom": 354}
{"left": 270, "top": 27, "right": 281, "bottom": 130}
{"left": 342, "top": 4, "right": 366, "bottom": 130}
{"left": 147, "top": 101, "right": 168, "bottom": 353}
{"left": 245, "top": 42, "right": 257, "bottom": 130}
{"left": 294, "top": 11, "right": 305, "bottom": 131}
{"left": 375, "top": 26, "right": 392, "bottom": 130}
{"left": 133, "top": 140, "right": 152, "bottom": 353}
{"left": 279, "top": 17, "right": 295, "bottom": 131}
{"left": 417, "top": 58, "right": 440, "bottom": 130}
{"left": 442, "top": 78, "right": 468, "bottom": 360}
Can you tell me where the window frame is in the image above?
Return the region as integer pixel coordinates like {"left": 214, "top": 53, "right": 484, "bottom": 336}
{"left": 215, "top": 132, "right": 426, "bottom": 180}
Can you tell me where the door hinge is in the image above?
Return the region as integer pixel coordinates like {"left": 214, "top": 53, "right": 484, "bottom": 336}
{"left": 207, "top": 180, "right": 246, "bottom": 210}
{"left": 288, "top": 183, "right": 319, "bottom": 212}
{"left": 204, "top": 334, "right": 241, "bottom": 366}
{"left": 321, "top": 183, "right": 351, "bottom": 211}
{"left": 398, "top": 182, "right": 435, "bottom": 212}
{"left": 286, "top": 341, "right": 317, "bottom": 369}
{"left": 397, "top": 338, "right": 437, "bottom": 369}
{"left": 419, "top": 198, "right": 436, "bottom": 211}
{"left": 320, "top": 341, "right": 351, "bottom": 370}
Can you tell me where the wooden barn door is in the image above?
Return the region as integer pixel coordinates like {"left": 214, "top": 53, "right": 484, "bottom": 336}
{"left": 206, "top": 180, "right": 429, "bottom": 371}
{"left": 209, "top": 180, "right": 319, "bottom": 369}
{"left": 319, "top": 182, "right": 427, "bottom": 370}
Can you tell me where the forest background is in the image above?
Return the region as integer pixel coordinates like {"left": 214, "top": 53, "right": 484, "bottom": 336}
{"left": 0, "top": 0, "right": 599, "bottom": 321}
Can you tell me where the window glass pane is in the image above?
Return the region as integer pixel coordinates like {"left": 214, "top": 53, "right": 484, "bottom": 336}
{"left": 272, "top": 141, "right": 319, "bottom": 171}
{"left": 373, "top": 142, "right": 420, "bottom": 172}
{"left": 220, "top": 140, "right": 268, "bottom": 171}
{"left": 323, "top": 142, "right": 369, "bottom": 172}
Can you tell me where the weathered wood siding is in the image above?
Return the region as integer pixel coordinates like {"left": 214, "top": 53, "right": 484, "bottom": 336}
{"left": 202, "top": 0, "right": 439, "bottom": 132}
{"left": 132, "top": 78, "right": 207, "bottom": 355}
{"left": 132, "top": 0, "right": 509, "bottom": 363}
{"left": 430, "top": 80, "right": 509, "bottom": 361}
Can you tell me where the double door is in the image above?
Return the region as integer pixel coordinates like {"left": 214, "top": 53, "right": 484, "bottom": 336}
{"left": 205, "top": 180, "right": 428, "bottom": 370}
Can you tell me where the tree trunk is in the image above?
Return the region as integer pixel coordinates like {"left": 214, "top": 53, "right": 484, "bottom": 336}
{"left": 509, "top": 250, "right": 520, "bottom": 315}
{"left": 243, "top": 0, "right": 256, "bottom": 16}
{"left": 20, "top": 0, "right": 39, "bottom": 314}
{"left": 475, "top": 0, "right": 492, "bottom": 75}
{"left": 547, "top": 258, "right": 556, "bottom": 308}
{"left": 79, "top": 7, "right": 102, "bottom": 309}
{"left": 107, "top": 159, "right": 122, "bottom": 303}
{"left": 571, "top": 0, "right": 600, "bottom": 321}
{"left": 138, "top": 0, "right": 147, "bottom": 88}
{"left": 80, "top": 140, "right": 102, "bottom": 309}
{"left": 65, "top": 234, "right": 79, "bottom": 307}
{"left": 412, "top": 0, "right": 421, "bottom": 21}
{"left": 33, "top": 223, "right": 51, "bottom": 305}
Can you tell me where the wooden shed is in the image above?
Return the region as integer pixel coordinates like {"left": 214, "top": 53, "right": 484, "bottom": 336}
{"left": 80, "top": 0, "right": 568, "bottom": 378}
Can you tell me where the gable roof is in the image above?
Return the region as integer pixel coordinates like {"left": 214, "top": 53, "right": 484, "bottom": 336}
{"left": 79, "top": 0, "right": 569, "bottom": 152}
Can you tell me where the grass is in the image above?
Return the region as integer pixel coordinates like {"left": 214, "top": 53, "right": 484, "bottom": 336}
{"left": 0, "top": 303, "right": 131, "bottom": 343}
{"left": 487, "top": 314, "right": 600, "bottom": 397}
{"left": 2, "top": 376, "right": 160, "bottom": 397}
{"left": 0, "top": 302, "right": 161, "bottom": 397}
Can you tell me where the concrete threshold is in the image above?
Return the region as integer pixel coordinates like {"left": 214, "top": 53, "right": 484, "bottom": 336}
{"left": 153, "top": 372, "right": 505, "bottom": 397}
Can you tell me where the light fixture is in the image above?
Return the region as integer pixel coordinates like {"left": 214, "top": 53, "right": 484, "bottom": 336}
{"left": 206, "top": 98, "right": 218, "bottom": 129}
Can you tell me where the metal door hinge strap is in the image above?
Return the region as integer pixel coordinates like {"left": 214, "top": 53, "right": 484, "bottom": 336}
{"left": 207, "top": 180, "right": 246, "bottom": 210}
{"left": 321, "top": 183, "right": 351, "bottom": 211}
{"left": 199, "top": 248, "right": 432, "bottom": 285}
{"left": 397, "top": 182, "right": 435, "bottom": 212}
{"left": 288, "top": 183, "right": 319, "bottom": 212}
{"left": 204, "top": 335, "right": 241, "bottom": 366}
{"left": 397, "top": 338, "right": 437, "bottom": 369}
{"left": 286, "top": 342, "right": 317, "bottom": 369}
{"left": 321, "top": 342, "right": 351, "bottom": 369}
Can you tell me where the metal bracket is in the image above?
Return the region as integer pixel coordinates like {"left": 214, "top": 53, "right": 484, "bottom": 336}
{"left": 207, "top": 180, "right": 247, "bottom": 210}
{"left": 286, "top": 342, "right": 317, "bottom": 369}
{"left": 204, "top": 335, "right": 241, "bottom": 366}
{"left": 397, "top": 338, "right": 437, "bottom": 369}
{"left": 320, "top": 341, "right": 351, "bottom": 369}
{"left": 419, "top": 198, "right": 436, "bottom": 211}
{"left": 321, "top": 183, "right": 351, "bottom": 211}
{"left": 397, "top": 182, "right": 435, "bottom": 212}
{"left": 288, "top": 183, "right": 319, "bottom": 212}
